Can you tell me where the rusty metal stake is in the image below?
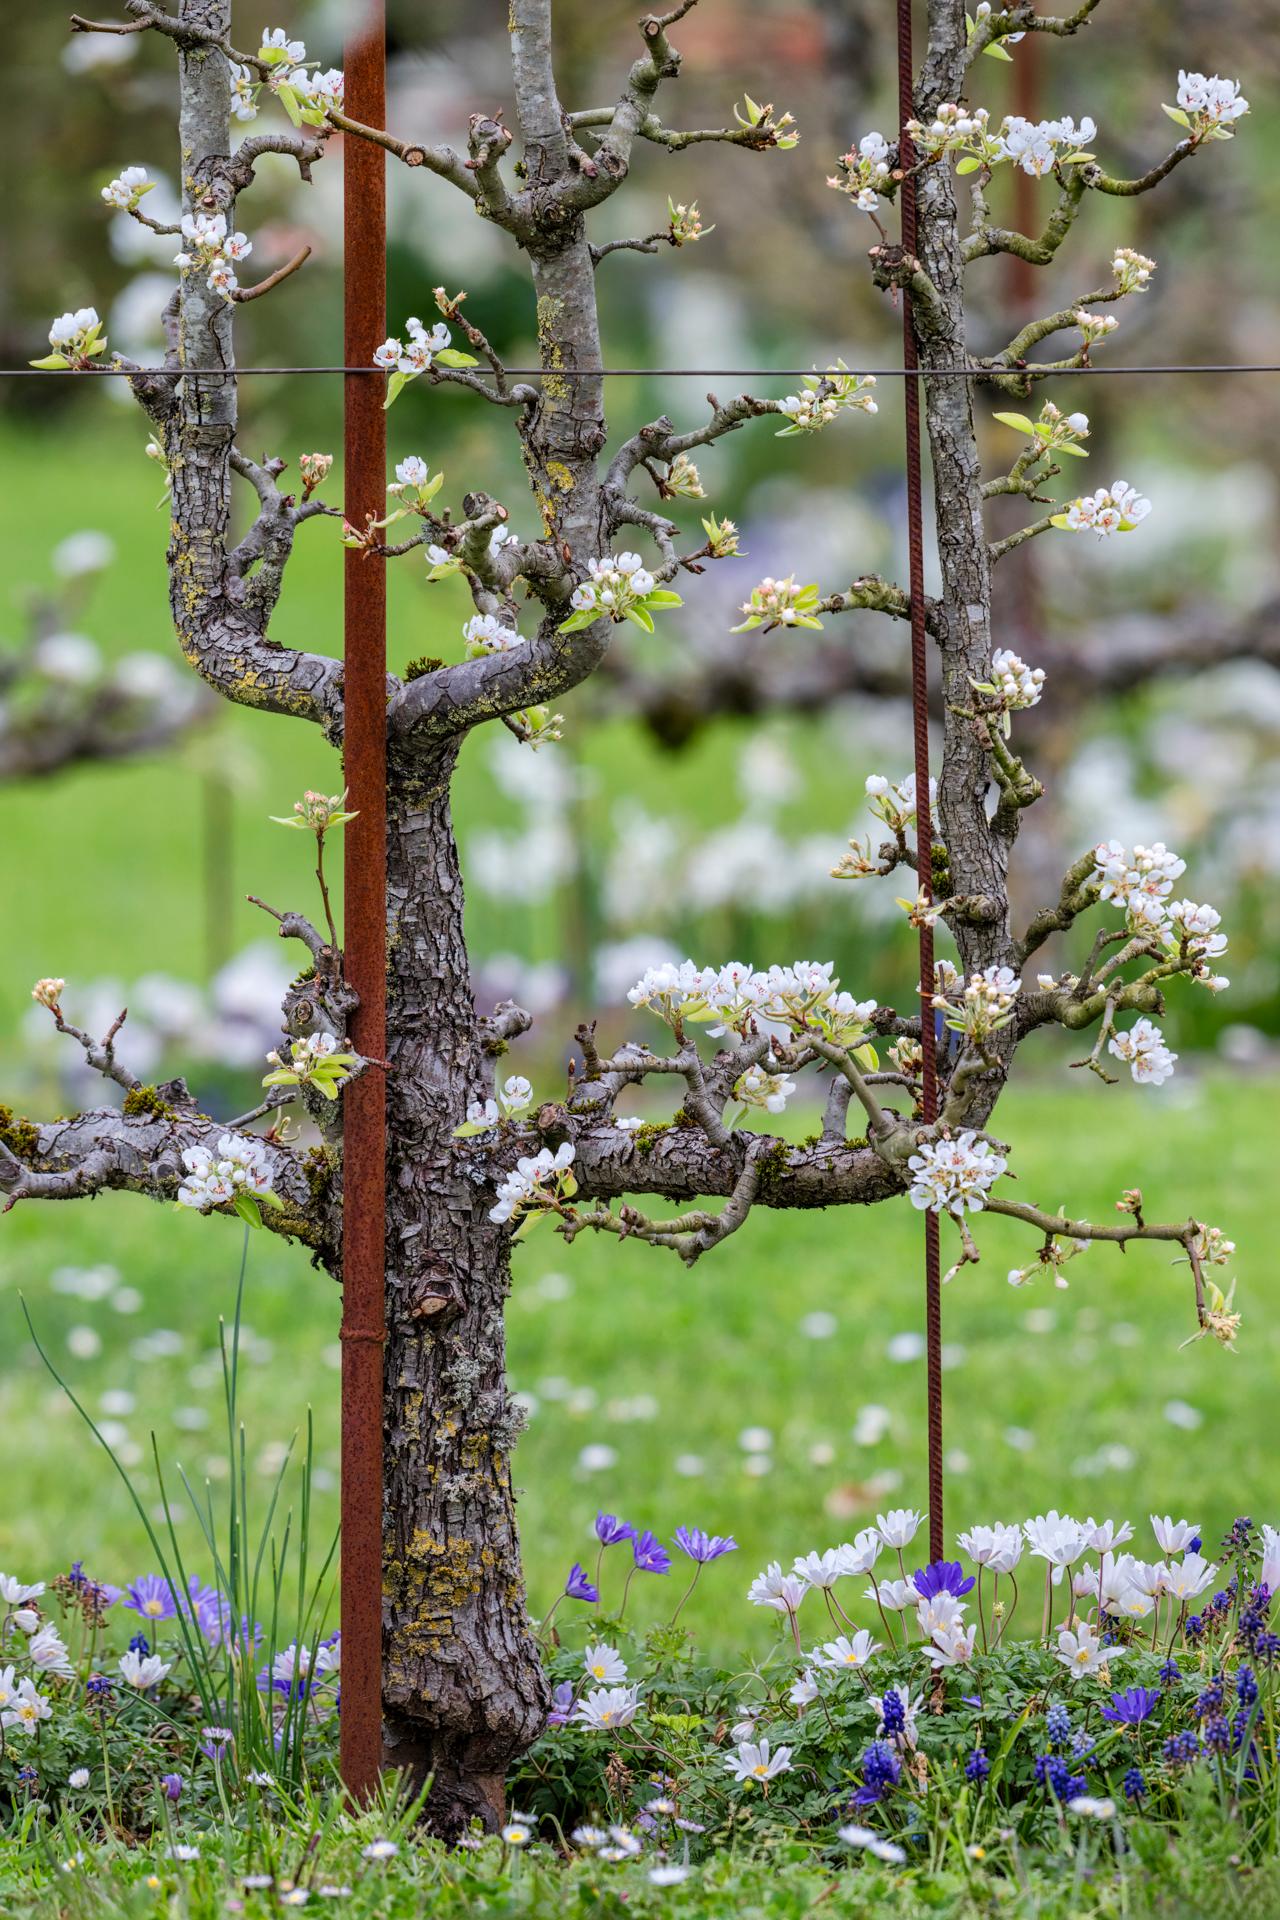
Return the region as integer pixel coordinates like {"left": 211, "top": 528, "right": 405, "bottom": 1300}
{"left": 340, "top": 0, "right": 387, "bottom": 1804}
{"left": 897, "top": 0, "right": 946, "bottom": 1566}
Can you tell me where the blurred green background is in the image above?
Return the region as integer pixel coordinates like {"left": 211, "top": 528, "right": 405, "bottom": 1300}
{"left": 0, "top": 3, "right": 1277, "bottom": 1644}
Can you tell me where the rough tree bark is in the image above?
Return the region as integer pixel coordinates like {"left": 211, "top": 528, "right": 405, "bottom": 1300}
{"left": 6, "top": 0, "right": 1243, "bottom": 1833}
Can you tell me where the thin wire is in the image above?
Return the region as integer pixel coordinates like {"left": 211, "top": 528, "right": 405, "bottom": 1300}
{"left": 897, "top": 0, "right": 945, "bottom": 1571}
{"left": 3, "top": 362, "right": 1279, "bottom": 379}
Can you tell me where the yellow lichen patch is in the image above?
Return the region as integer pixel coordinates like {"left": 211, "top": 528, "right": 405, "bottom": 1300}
{"left": 545, "top": 461, "right": 575, "bottom": 494}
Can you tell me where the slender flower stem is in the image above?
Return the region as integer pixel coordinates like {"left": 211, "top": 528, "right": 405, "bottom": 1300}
{"left": 670, "top": 1566, "right": 701, "bottom": 1625}
{"left": 977, "top": 1565, "right": 988, "bottom": 1654}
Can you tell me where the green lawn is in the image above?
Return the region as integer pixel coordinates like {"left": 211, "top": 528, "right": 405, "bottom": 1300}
{"left": 0, "top": 415, "right": 1272, "bottom": 1647}
{"left": 0, "top": 1071, "right": 1270, "bottom": 1651}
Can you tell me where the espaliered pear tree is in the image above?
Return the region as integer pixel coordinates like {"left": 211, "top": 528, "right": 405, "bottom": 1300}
{"left": 7, "top": 0, "right": 1248, "bottom": 1832}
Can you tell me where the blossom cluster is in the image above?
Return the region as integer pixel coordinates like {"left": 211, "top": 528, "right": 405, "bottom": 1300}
{"left": 898, "top": 105, "right": 1096, "bottom": 177}
{"left": 229, "top": 31, "right": 344, "bottom": 128}
{"left": 731, "top": 575, "right": 824, "bottom": 632}
{"left": 1112, "top": 247, "right": 1157, "bottom": 295}
{"left": 32, "top": 308, "right": 107, "bottom": 372}
{"left": 733, "top": 1063, "right": 796, "bottom": 1115}
{"left": 463, "top": 613, "right": 521, "bottom": 656}
{"left": 270, "top": 788, "right": 357, "bottom": 836}
{"left": 490, "top": 1143, "right": 576, "bottom": 1228}
{"left": 626, "top": 958, "right": 876, "bottom": 1050}
{"left": 1089, "top": 841, "right": 1228, "bottom": 989}
{"left": 906, "top": 1130, "right": 1008, "bottom": 1216}
{"left": 932, "top": 964, "right": 1021, "bottom": 1044}
{"left": 666, "top": 197, "right": 711, "bottom": 245}
{"left": 1054, "top": 480, "right": 1152, "bottom": 538}
{"left": 970, "top": 648, "right": 1045, "bottom": 730}
{"left": 176, "top": 1133, "right": 276, "bottom": 1222}
{"left": 993, "top": 399, "right": 1090, "bottom": 460}
{"left": 827, "top": 130, "right": 893, "bottom": 211}
{"left": 966, "top": 1, "right": 1025, "bottom": 59}
{"left": 775, "top": 364, "right": 877, "bottom": 436}
{"left": 456, "top": 1075, "right": 535, "bottom": 1137}
{"left": 386, "top": 454, "right": 444, "bottom": 517}
{"left": 373, "top": 315, "right": 476, "bottom": 406}
{"left": 1167, "top": 71, "right": 1249, "bottom": 142}
{"left": 262, "top": 1030, "right": 357, "bottom": 1102}
{"left": 560, "top": 554, "right": 682, "bottom": 634}
{"left": 1108, "top": 1016, "right": 1178, "bottom": 1087}
{"left": 101, "top": 166, "right": 152, "bottom": 211}
{"left": 174, "top": 211, "right": 252, "bottom": 299}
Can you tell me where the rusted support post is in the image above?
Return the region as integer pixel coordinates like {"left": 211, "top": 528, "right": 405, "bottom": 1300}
{"left": 897, "top": 0, "right": 945, "bottom": 1565}
{"left": 340, "top": 0, "right": 388, "bottom": 1804}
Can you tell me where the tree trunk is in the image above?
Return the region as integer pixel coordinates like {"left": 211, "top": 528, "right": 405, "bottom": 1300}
{"left": 379, "top": 746, "right": 549, "bottom": 1831}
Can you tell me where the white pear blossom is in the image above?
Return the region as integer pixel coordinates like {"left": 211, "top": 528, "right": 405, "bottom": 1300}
{"left": 463, "top": 613, "right": 520, "bottom": 656}
{"left": 908, "top": 1130, "right": 1007, "bottom": 1215}
{"left": 1060, "top": 479, "right": 1152, "bottom": 539}
{"left": 734, "top": 1064, "right": 795, "bottom": 1114}
{"left": 775, "top": 364, "right": 877, "bottom": 436}
{"left": 229, "top": 63, "right": 259, "bottom": 120}
{"left": 732, "top": 575, "right": 823, "bottom": 632}
{"left": 566, "top": 552, "right": 674, "bottom": 630}
{"left": 178, "top": 1133, "right": 275, "bottom": 1212}
{"left": 174, "top": 211, "right": 251, "bottom": 298}
{"left": 1108, "top": 1018, "right": 1177, "bottom": 1087}
{"left": 1112, "top": 247, "right": 1156, "bottom": 294}
{"left": 101, "top": 166, "right": 151, "bottom": 210}
{"left": 488, "top": 1143, "right": 576, "bottom": 1227}
{"left": 829, "top": 130, "right": 893, "bottom": 210}
{"left": 1171, "top": 71, "right": 1248, "bottom": 140}
{"left": 499, "top": 1075, "right": 533, "bottom": 1116}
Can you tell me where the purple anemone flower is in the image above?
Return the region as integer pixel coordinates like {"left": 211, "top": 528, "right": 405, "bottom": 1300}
{"left": 565, "top": 1563, "right": 599, "bottom": 1603}
{"left": 547, "top": 1681, "right": 575, "bottom": 1728}
{"left": 1101, "top": 1686, "right": 1162, "bottom": 1726}
{"left": 912, "top": 1560, "right": 975, "bottom": 1600}
{"left": 673, "top": 1527, "right": 738, "bottom": 1565}
{"left": 594, "top": 1513, "right": 636, "bottom": 1547}
{"left": 123, "top": 1573, "right": 177, "bottom": 1624}
{"left": 161, "top": 1773, "right": 183, "bottom": 1802}
{"left": 631, "top": 1530, "right": 672, "bottom": 1575}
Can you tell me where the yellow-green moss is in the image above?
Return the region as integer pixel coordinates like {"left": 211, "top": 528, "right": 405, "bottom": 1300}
{"left": 0, "top": 1106, "right": 39, "bottom": 1161}
{"left": 405, "top": 655, "right": 446, "bottom": 680}
{"left": 122, "top": 1084, "right": 177, "bottom": 1122}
